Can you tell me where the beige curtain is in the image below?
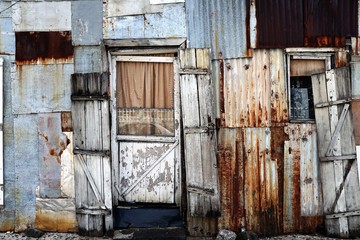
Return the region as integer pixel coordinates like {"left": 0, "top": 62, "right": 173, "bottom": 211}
{"left": 116, "top": 60, "right": 174, "bottom": 136}
{"left": 117, "top": 61, "right": 174, "bottom": 108}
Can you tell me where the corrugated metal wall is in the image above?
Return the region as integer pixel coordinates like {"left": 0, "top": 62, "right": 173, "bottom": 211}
{"left": 255, "top": 0, "right": 358, "bottom": 48}
{"left": 185, "top": 0, "right": 248, "bottom": 59}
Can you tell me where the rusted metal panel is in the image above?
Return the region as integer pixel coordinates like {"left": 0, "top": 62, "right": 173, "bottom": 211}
{"left": 270, "top": 50, "right": 289, "bottom": 123}
{"left": 61, "top": 112, "right": 73, "bottom": 132}
{"left": 223, "top": 50, "right": 270, "bottom": 127}
{"left": 13, "top": 1, "right": 71, "bottom": 31}
{"left": 243, "top": 128, "right": 280, "bottom": 235}
{"left": 186, "top": 0, "right": 248, "bottom": 59}
{"left": 38, "top": 113, "right": 69, "bottom": 198}
{"left": 0, "top": 18, "right": 15, "bottom": 55}
{"left": 13, "top": 63, "right": 73, "bottom": 114}
{"left": 15, "top": 32, "right": 73, "bottom": 64}
{"left": 255, "top": 0, "right": 358, "bottom": 48}
{"left": 283, "top": 124, "right": 324, "bottom": 233}
{"left": 72, "top": 0, "right": 103, "bottom": 46}
{"left": 218, "top": 128, "right": 245, "bottom": 232}
{"left": 103, "top": 4, "right": 186, "bottom": 40}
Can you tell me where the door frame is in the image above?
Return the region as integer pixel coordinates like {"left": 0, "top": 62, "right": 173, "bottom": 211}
{"left": 108, "top": 48, "right": 182, "bottom": 206}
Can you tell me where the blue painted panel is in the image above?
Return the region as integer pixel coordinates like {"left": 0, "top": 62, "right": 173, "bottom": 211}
{"left": 104, "top": 3, "right": 186, "bottom": 39}
{"left": 74, "top": 46, "right": 102, "bottom": 73}
{"left": 12, "top": 63, "right": 74, "bottom": 114}
{"left": 186, "top": 0, "right": 248, "bottom": 59}
{"left": 14, "top": 115, "right": 39, "bottom": 230}
{"left": 0, "top": 18, "right": 15, "bottom": 54}
{"left": 72, "top": 0, "right": 103, "bottom": 46}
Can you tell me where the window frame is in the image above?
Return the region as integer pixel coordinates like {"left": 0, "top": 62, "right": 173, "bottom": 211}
{"left": 286, "top": 49, "right": 334, "bottom": 122}
{"left": 110, "top": 50, "right": 181, "bottom": 143}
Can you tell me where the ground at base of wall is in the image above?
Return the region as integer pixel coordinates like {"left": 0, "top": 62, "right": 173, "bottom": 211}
{"left": 0, "top": 232, "right": 354, "bottom": 240}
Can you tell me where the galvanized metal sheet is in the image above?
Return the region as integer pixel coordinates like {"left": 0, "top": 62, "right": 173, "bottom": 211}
{"left": 104, "top": 4, "right": 186, "bottom": 39}
{"left": 223, "top": 50, "right": 270, "bottom": 127}
{"left": 14, "top": 115, "right": 39, "bottom": 231}
{"left": 72, "top": 0, "right": 103, "bottom": 46}
{"left": 74, "top": 46, "right": 102, "bottom": 73}
{"left": 105, "top": 0, "right": 164, "bottom": 17}
{"left": 35, "top": 198, "right": 76, "bottom": 232}
{"left": 186, "top": 0, "right": 247, "bottom": 59}
{"left": 0, "top": 18, "right": 15, "bottom": 55}
{"left": 13, "top": 2, "right": 71, "bottom": 31}
{"left": 13, "top": 63, "right": 73, "bottom": 114}
{"left": 0, "top": 2, "right": 13, "bottom": 18}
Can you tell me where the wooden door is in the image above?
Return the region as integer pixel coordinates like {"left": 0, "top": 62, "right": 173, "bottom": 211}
{"left": 179, "top": 48, "right": 220, "bottom": 217}
{"left": 71, "top": 73, "right": 112, "bottom": 236}
{"left": 312, "top": 67, "right": 360, "bottom": 238}
{"left": 111, "top": 55, "right": 181, "bottom": 205}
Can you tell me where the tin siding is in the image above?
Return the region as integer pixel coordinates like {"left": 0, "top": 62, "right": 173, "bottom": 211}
{"left": 72, "top": 0, "right": 103, "bottom": 46}
{"left": 255, "top": 0, "right": 358, "bottom": 48}
{"left": 186, "top": 0, "right": 248, "bottom": 59}
{"left": 104, "top": 3, "right": 186, "bottom": 40}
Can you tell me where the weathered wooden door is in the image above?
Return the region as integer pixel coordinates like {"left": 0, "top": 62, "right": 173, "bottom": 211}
{"left": 111, "top": 54, "right": 181, "bottom": 204}
{"left": 179, "top": 48, "right": 220, "bottom": 217}
{"left": 72, "top": 73, "right": 112, "bottom": 236}
{"left": 312, "top": 67, "right": 360, "bottom": 238}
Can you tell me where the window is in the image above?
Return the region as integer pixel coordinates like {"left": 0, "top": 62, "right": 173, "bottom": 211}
{"left": 115, "top": 55, "right": 175, "bottom": 136}
{"left": 287, "top": 52, "right": 332, "bottom": 121}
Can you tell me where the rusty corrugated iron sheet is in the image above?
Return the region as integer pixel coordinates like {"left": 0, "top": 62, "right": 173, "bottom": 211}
{"left": 283, "top": 124, "right": 323, "bottom": 233}
{"left": 255, "top": 0, "right": 358, "bottom": 48}
{"left": 186, "top": 0, "right": 248, "bottom": 59}
{"left": 218, "top": 126, "right": 323, "bottom": 236}
{"left": 15, "top": 32, "right": 73, "bottom": 64}
{"left": 221, "top": 50, "right": 288, "bottom": 128}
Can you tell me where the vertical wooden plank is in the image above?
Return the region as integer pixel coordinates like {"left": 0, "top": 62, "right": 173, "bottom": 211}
{"left": 0, "top": 58, "right": 3, "bottom": 206}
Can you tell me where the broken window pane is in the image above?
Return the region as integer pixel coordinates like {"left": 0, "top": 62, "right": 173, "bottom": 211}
{"left": 290, "top": 76, "right": 315, "bottom": 120}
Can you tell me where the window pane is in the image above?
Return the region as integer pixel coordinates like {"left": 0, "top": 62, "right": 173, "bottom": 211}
{"left": 116, "top": 60, "right": 174, "bottom": 136}
{"left": 290, "top": 76, "right": 315, "bottom": 120}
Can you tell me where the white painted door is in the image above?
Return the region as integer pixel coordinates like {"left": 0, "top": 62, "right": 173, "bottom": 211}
{"left": 111, "top": 54, "right": 181, "bottom": 204}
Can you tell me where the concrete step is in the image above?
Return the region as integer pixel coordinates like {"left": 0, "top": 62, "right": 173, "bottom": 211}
{"left": 113, "top": 227, "right": 187, "bottom": 240}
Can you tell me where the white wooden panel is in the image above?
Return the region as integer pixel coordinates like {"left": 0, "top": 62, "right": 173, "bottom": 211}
{"left": 119, "top": 142, "right": 175, "bottom": 203}
{"left": 13, "top": 2, "right": 71, "bottom": 31}
{"left": 106, "top": 0, "right": 164, "bottom": 17}
{"left": 150, "top": 0, "right": 184, "bottom": 4}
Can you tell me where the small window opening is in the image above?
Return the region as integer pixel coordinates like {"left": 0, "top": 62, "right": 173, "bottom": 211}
{"left": 290, "top": 76, "right": 315, "bottom": 120}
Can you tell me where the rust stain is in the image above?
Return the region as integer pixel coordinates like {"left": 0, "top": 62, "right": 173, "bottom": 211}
{"left": 219, "top": 58, "right": 225, "bottom": 127}
{"left": 61, "top": 112, "right": 73, "bottom": 132}
{"left": 36, "top": 209, "right": 77, "bottom": 232}
{"left": 15, "top": 31, "right": 74, "bottom": 64}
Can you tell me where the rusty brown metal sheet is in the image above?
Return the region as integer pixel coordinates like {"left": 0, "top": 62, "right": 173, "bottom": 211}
{"left": 218, "top": 128, "right": 245, "bottom": 232}
{"left": 222, "top": 49, "right": 288, "bottom": 128}
{"left": 255, "top": 0, "right": 358, "bottom": 48}
{"left": 218, "top": 126, "right": 323, "bottom": 236}
{"left": 15, "top": 31, "right": 73, "bottom": 64}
